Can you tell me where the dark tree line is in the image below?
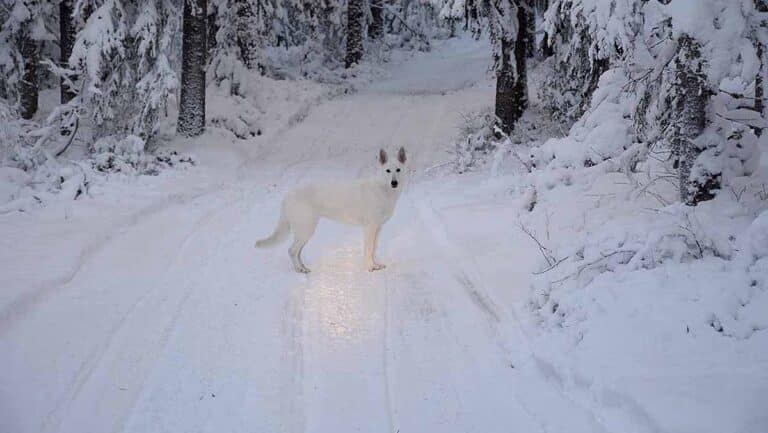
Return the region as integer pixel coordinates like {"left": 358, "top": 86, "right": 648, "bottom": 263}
{"left": 6, "top": 0, "right": 764, "bottom": 210}
{"left": 480, "top": 0, "right": 768, "bottom": 207}
{"left": 9, "top": 0, "right": 403, "bottom": 139}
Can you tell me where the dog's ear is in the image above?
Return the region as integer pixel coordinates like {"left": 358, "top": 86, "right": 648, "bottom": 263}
{"left": 397, "top": 147, "right": 407, "bottom": 164}
{"left": 379, "top": 149, "right": 388, "bottom": 165}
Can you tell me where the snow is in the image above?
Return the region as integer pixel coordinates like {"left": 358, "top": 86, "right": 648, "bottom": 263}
{"left": 1, "top": 34, "right": 767, "bottom": 433}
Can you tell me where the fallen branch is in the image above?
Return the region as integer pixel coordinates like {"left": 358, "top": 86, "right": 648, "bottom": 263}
{"left": 552, "top": 249, "right": 637, "bottom": 285}
{"left": 425, "top": 160, "right": 453, "bottom": 173}
{"left": 519, "top": 223, "right": 558, "bottom": 266}
{"left": 532, "top": 256, "right": 569, "bottom": 275}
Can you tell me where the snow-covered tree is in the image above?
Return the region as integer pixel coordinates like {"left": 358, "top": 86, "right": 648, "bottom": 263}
{"left": 538, "top": 0, "right": 765, "bottom": 205}
{"left": 0, "top": 1, "right": 55, "bottom": 119}
{"left": 209, "top": 0, "right": 272, "bottom": 94}
{"left": 59, "top": 0, "right": 76, "bottom": 103}
{"left": 485, "top": 0, "right": 531, "bottom": 133}
{"left": 178, "top": 0, "right": 207, "bottom": 137}
{"left": 370, "top": 0, "right": 384, "bottom": 40}
{"left": 345, "top": 0, "right": 365, "bottom": 67}
{"left": 66, "top": 0, "right": 179, "bottom": 141}
{"left": 667, "top": 34, "right": 716, "bottom": 205}
{"left": 539, "top": 0, "right": 622, "bottom": 123}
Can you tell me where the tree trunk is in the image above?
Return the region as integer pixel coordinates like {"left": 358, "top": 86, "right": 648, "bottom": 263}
{"left": 525, "top": 2, "right": 535, "bottom": 58}
{"left": 59, "top": 0, "right": 76, "bottom": 103}
{"left": 466, "top": 0, "right": 480, "bottom": 38}
{"left": 580, "top": 56, "right": 609, "bottom": 113}
{"left": 756, "top": 39, "right": 764, "bottom": 137}
{"left": 674, "top": 34, "right": 716, "bottom": 205}
{"left": 495, "top": 0, "right": 529, "bottom": 134}
{"left": 235, "top": 0, "right": 259, "bottom": 69}
{"left": 541, "top": 32, "right": 554, "bottom": 57}
{"left": 19, "top": 33, "right": 38, "bottom": 119}
{"left": 345, "top": 0, "right": 364, "bottom": 68}
{"left": 178, "top": 0, "right": 207, "bottom": 137}
{"left": 207, "top": 7, "right": 218, "bottom": 62}
{"left": 369, "top": 0, "right": 384, "bottom": 40}
{"left": 754, "top": 0, "right": 767, "bottom": 136}
{"left": 538, "top": 0, "right": 553, "bottom": 57}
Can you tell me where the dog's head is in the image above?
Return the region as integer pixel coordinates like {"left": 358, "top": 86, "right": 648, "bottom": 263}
{"left": 378, "top": 147, "right": 407, "bottom": 190}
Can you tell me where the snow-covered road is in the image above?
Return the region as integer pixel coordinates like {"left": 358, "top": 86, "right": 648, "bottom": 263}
{"left": 2, "top": 37, "right": 612, "bottom": 433}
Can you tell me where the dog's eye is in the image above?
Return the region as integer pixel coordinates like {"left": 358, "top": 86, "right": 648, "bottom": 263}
{"left": 386, "top": 169, "right": 391, "bottom": 173}
{"left": 396, "top": 168, "right": 401, "bottom": 172}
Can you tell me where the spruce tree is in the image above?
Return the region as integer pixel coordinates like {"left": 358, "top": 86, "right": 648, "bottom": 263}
{"left": 345, "top": 0, "right": 364, "bottom": 68}
{"left": 59, "top": 0, "right": 76, "bottom": 103}
{"left": 178, "top": 0, "right": 208, "bottom": 137}
{"left": 491, "top": 0, "right": 530, "bottom": 134}
{"left": 234, "top": 0, "right": 260, "bottom": 69}
{"left": 671, "top": 34, "right": 716, "bottom": 205}
{"left": 19, "top": 31, "right": 38, "bottom": 119}
{"left": 370, "top": 0, "right": 384, "bottom": 40}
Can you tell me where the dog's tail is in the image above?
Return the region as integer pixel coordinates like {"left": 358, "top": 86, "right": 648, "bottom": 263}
{"left": 255, "top": 206, "right": 290, "bottom": 248}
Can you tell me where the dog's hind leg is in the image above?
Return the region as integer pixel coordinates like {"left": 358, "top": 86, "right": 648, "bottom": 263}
{"left": 289, "top": 239, "right": 310, "bottom": 273}
{"left": 288, "top": 210, "right": 318, "bottom": 274}
{"left": 364, "top": 224, "right": 385, "bottom": 272}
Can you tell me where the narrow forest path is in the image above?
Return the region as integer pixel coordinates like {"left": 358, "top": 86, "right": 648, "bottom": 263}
{"left": 2, "top": 36, "right": 613, "bottom": 433}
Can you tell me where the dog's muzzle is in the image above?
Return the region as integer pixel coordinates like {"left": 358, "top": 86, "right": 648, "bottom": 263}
{"left": 391, "top": 180, "right": 399, "bottom": 188}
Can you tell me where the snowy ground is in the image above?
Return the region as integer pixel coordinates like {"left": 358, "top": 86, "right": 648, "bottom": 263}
{"left": 2, "top": 36, "right": 767, "bottom": 433}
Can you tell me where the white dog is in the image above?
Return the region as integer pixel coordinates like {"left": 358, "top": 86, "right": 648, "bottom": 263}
{"left": 256, "top": 147, "right": 407, "bottom": 273}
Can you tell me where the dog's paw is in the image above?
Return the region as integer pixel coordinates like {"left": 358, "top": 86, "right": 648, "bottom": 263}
{"left": 368, "top": 263, "right": 386, "bottom": 272}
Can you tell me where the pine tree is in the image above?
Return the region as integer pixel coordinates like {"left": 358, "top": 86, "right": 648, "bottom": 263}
{"left": 465, "top": 0, "right": 481, "bottom": 38}
{"left": 539, "top": 0, "right": 616, "bottom": 123}
{"left": 16, "top": 0, "right": 42, "bottom": 120}
{"left": 65, "top": 0, "right": 178, "bottom": 142}
{"left": 671, "top": 34, "right": 716, "bottom": 205}
{"left": 234, "top": 0, "right": 261, "bottom": 69}
{"left": 489, "top": 0, "right": 530, "bottom": 134}
{"left": 345, "top": 0, "right": 364, "bottom": 68}
{"left": 178, "top": 0, "right": 207, "bottom": 137}
{"left": 370, "top": 0, "right": 384, "bottom": 40}
{"left": 754, "top": 0, "right": 768, "bottom": 136}
{"left": 59, "top": 0, "right": 76, "bottom": 103}
{"left": 524, "top": 1, "right": 535, "bottom": 58}
{"left": 19, "top": 31, "right": 38, "bottom": 119}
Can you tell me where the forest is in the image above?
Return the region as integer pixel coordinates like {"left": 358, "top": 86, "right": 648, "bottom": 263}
{"left": 1, "top": 1, "right": 766, "bottom": 207}
{"left": 1, "top": 1, "right": 767, "bottom": 433}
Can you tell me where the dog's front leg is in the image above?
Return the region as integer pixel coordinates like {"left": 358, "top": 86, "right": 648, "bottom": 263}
{"left": 364, "top": 224, "right": 385, "bottom": 272}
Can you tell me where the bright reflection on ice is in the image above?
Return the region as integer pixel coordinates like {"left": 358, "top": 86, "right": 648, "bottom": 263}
{"left": 307, "top": 246, "right": 382, "bottom": 343}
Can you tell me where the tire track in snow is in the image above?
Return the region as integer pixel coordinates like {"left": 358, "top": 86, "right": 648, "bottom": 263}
{"left": 0, "top": 183, "right": 226, "bottom": 335}
{"left": 267, "top": 94, "right": 410, "bottom": 433}
{"left": 113, "top": 188, "right": 296, "bottom": 433}
{"left": 386, "top": 196, "right": 540, "bottom": 433}
{"left": 411, "top": 186, "right": 611, "bottom": 433}
{"left": 38, "top": 190, "right": 244, "bottom": 433}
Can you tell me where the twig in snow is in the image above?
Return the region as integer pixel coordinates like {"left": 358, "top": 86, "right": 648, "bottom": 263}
{"left": 730, "top": 185, "right": 747, "bottom": 202}
{"left": 552, "top": 250, "right": 637, "bottom": 284}
{"left": 532, "top": 256, "right": 569, "bottom": 275}
{"left": 519, "top": 223, "right": 558, "bottom": 267}
{"left": 424, "top": 160, "right": 453, "bottom": 173}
